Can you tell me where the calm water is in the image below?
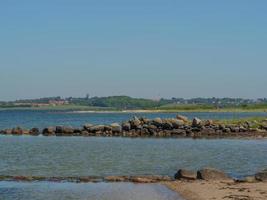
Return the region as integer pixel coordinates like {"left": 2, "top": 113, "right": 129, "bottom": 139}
{"left": 0, "top": 110, "right": 267, "bottom": 129}
{"left": 0, "top": 136, "right": 266, "bottom": 179}
{"left": 0, "top": 181, "right": 182, "bottom": 200}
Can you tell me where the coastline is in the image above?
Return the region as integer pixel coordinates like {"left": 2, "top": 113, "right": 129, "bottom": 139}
{"left": 0, "top": 174, "right": 266, "bottom": 200}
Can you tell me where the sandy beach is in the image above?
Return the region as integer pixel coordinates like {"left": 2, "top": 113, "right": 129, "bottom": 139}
{"left": 164, "top": 180, "right": 267, "bottom": 200}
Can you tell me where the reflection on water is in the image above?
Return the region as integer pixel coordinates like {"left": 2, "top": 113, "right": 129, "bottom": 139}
{"left": 0, "top": 181, "right": 182, "bottom": 200}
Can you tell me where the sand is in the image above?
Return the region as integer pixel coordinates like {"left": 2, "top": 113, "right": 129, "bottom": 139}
{"left": 164, "top": 180, "right": 267, "bottom": 200}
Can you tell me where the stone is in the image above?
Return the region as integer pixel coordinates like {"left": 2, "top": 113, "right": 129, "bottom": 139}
{"left": 197, "top": 168, "right": 232, "bottom": 181}
{"left": 176, "top": 115, "right": 189, "bottom": 122}
{"left": 42, "top": 127, "right": 55, "bottom": 136}
{"left": 192, "top": 118, "right": 202, "bottom": 127}
{"left": 255, "top": 169, "right": 267, "bottom": 182}
{"left": 104, "top": 176, "right": 128, "bottom": 182}
{"left": 244, "top": 176, "right": 257, "bottom": 183}
{"left": 83, "top": 123, "right": 94, "bottom": 131}
{"left": 204, "top": 120, "right": 214, "bottom": 126}
{"left": 130, "top": 117, "right": 141, "bottom": 129}
{"left": 89, "top": 125, "right": 105, "bottom": 132}
{"left": 175, "top": 169, "right": 197, "bottom": 180}
{"left": 122, "top": 122, "right": 131, "bottom": 131}
{"left": 29, "top": 128, "right": 40, "bottom": 136}
{"left": 110, "top": 123, "right": 122, "bottom": 133}
{"left": 165, "top": 118, "right": 184, "bottom": 128}
{"left": 11, "top": 127, "right": 23, "bottom": 135}
{"left": 152, "top": 118, "right": 163, "bottom": 127}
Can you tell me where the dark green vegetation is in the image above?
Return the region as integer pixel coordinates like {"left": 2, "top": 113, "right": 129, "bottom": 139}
{"left": 1, "top": 96, "right": 267, "bottom": 111}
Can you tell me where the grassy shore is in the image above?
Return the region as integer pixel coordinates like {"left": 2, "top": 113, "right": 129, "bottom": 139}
{"left": 0, "top": 104, "right": 267, "bottom": 113}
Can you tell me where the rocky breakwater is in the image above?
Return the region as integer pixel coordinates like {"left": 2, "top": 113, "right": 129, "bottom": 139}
{"left": 1, "top": 115, "right": 267, "bottom": 138}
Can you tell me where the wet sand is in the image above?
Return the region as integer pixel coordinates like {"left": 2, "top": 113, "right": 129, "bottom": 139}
{"left": 164, "top": 180, "right": 267, "bottom": 200}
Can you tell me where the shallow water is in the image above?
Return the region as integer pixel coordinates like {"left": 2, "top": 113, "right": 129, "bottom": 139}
{"left": 0, "top": 110, "right": 267, "bottom": 129}
{"left": 0, "top": 181, "right": 182, "bottom": 200}
{"left": 0, "top": 136, "right": 266, "bottom": 178}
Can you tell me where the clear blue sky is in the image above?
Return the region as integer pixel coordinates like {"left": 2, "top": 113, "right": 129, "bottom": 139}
{"left": 0, "top": 0, "right": 267, "bottom": 101}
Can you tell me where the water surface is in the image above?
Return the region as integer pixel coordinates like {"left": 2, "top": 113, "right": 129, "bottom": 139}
{"left": 0, "top": 136, "right": 266, "bottom": 178}
{"left": 0, "top": 181, "right": 182, "bottom": 200}
{"left": 0, "top": 110, "right": 267, "bottom": 129}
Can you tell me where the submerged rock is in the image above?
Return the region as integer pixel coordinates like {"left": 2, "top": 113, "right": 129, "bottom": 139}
{"left": 197, "top": 168, "right": 232, "bottom": 181}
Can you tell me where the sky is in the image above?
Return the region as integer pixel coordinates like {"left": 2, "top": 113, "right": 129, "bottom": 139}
{"left": 0, "top": 0, "right": 267, "bottom": 101}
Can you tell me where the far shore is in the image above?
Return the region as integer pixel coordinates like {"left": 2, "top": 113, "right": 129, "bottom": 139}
{"left": 1, "top": 106, "right": 267, "bottom": 113}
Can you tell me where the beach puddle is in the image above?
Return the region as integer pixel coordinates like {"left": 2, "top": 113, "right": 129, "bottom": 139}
{"left": 0, "top": 181, "right": 183, "bottom": 200}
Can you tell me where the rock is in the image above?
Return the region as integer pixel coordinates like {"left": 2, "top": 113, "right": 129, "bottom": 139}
{"left": 110, "top": 123, "right": 122, "bottom": 133}
{"left": 122, "top": 122, "right": 131, "bottom": 131}
{"left": 255, "top": 169, "right": 267, "bottom": 182}
{"left": 55, "top": 126, "right": 74, "bottom": 135}
{"left": 192, "top": 118, "right": 202, "bottom": 127}
{"left": 244, "top": 176, "right": 257, "bottom": 183}
{"left": 3, "top": 129, "right": 12, "bottom": 135}
{"left": 129, "top": 176, "right": 156, "bottom": 183}
{"left": 152, "top": 118, "right": 163, "bottom": 127}
{"left": 130, "top": 117, "right": 141, "bottom": 129}
{"left": 89, "top": 125, "right": 105, "bottom": 132}
{"left": 42, "top": 127, "right": 55, "bottom": 136}
{"left": 162, "top": 121, "right": 173, "bottom": 130}
{"left": 197, "top": 168, "right": 232, "bottom": 181}
{"left": 104, "top": 176, "right": 128, "bottom": 182}
{"left": 204, "top": 120, "right": 213, "bottom": 126}
{"left": 29, "top": 128, "right": 40, "bottom": 136}
{"left": 11, "top": 127, "right": 23, "bottom": 135}
{"left": 165, "top": 118, "right": 184, "bottom": 128}
{"left": 175, "top": 169, "right": 197, "bottom": 180}
{"left": 83, "top": 123, "right": 94, "bottom": 131}
{"left": 176, "top": 115, "right": 189, "bottom": 122}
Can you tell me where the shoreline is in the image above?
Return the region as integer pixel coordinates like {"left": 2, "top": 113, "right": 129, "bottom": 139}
{"left": 1, "top": 173, "right": 266, "bottom": 200}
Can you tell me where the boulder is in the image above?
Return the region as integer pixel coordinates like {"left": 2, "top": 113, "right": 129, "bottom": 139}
{"left": 192, "top": 118, "right": 202, "bottom": 127}
{"left": 255, "top": 169, "right": 267, "bottom": 182}
{"left": 176, "top": 115, "right": 189, "bottom": 122}
{"left": 122, "top": 122, "right": 131, "bottom": 131}
{"left": 29, "top": 128, "right": 40, "bottom": 136}
{"left": 83, "top": 123, "right": 94, "bottom": 131}
{"left": 152, "top": 118, "right": 163, "bottom": 127}
{"left": 162, "top": 120, "right": 173, "bottom": 130}
{"left": 204, "top": 120, "right": 214, "bottom": 126}
{"left": 130, "top": 117, "right": 141, "bottom": 129}
{"left": 89, "top": 125, "right": 105, "bottom": 133}
{"left": 110, "top": 123, "right": 122, "bottom": 133}
{"left": 42, "top": 127, "right": 55, "bottom": 136}
{"left": 197, "top": 168, "right": 232, "bottom": 181}
{"left": 165, "top": 118, "right": 184, "bottom": 128}
{"left": 175, "top": 169, "right": 197, "bottom": 180}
